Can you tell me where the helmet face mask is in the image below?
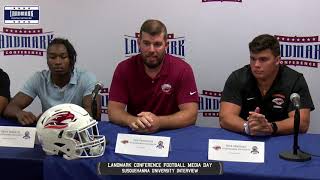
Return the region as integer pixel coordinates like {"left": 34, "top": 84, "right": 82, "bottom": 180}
{"left": 37, "top": 103, "right": 106, "bottom": 160}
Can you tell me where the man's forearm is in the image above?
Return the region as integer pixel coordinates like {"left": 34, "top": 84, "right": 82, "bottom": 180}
{"left": 0, "top": 97, "right": 9, "bottom": 115}
{"left": 272, "top": 109, "right": 310, "bottom": 135}
{"left": 3, "top": 104, "right": 22, "bottom": 119}
{"left": 274, "top": 117, "right": 306, "bottom": 135}
{"left": 157, "top": 110, "right": 197, "bottom": 129}
{"left": 219, "top": 115, "right": 247, "bottom": 133}
{"left": 108, "top": 109, "right": 136, "bottom": 127}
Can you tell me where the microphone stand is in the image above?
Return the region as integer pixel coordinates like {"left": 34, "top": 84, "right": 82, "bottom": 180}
{"left": 91, "top": 94, "right": 99, "bottom": 121}
{"left": 279, "top": 108, "right": 311, "bottom": 161}
{"left": 91, "top": 87, "right": 101, "bottom": 121}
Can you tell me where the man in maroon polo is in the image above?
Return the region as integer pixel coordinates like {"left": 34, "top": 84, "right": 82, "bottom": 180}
{"left": 108, "top": 19, "right": 199, "bottom": 134}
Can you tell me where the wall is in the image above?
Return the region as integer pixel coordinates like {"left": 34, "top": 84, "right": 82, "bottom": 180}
{"left": 1, "top": 0, "right": 319, "bottom": 133}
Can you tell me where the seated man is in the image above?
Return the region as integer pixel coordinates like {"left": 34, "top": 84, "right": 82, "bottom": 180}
{"left": 108, "top": 19, "right": 199, "bottom": 134}
{"left": 219, "top": 34, "right": 314, "bottom": 136}
{"left": 4, "top": 38, "right": 99, "bottom": 125}
{"left": 0, "top": 68, "right": 10, "bottom": 115}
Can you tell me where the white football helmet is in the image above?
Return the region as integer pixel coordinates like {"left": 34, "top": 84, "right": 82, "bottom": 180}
{"left": 36, "top": 103, "right": 106, "bottom": 160}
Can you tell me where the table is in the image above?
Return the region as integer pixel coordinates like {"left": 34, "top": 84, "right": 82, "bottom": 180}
{"left": 43, "top": 122, "right": 320, "bottom": 180}
{"left": 0, "top": 118, "right": 45, "bottom": 180}
{"left": 1, "top": 117, "right": 319, "bottom": 180}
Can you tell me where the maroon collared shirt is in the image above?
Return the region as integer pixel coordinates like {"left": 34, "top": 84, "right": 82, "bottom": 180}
{"left": 109, "top": 54, "right": 199, "bottom": 116}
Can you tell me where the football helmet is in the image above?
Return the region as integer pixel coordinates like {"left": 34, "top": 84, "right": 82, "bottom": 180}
{"left": 36, "top": 103, "right": 106, "bottom": 160}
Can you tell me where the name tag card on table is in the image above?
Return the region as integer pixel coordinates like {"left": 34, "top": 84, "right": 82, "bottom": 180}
{"left": 115, "top": 133, "right": 170, "bottom": 157}
{"left": 208, "top": 139, "right": 265, "bottom": 163}
{"left": 0, "top": 126, "right": 36, "bottom": 148}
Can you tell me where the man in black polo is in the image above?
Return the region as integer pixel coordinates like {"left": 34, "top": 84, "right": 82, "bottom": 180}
{"left": 219, "top": 34, "right": 314, "bottom": 136}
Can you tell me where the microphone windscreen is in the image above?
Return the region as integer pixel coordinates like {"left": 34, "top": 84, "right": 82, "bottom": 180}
{"left": 290, "top": 93, "right": 300, "bottom": 102}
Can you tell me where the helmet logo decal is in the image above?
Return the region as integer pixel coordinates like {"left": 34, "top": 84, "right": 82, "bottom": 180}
{"left": 44, "top": 111, "right": 75, "bottom": 129}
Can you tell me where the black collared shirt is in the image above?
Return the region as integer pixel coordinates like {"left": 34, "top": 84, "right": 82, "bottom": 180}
{"left": 221, "top": 65, "right": 314, "bottom": 122}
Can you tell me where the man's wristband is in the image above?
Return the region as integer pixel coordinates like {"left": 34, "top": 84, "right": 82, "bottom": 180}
{"left": 271, "top": 122, "right": 278, "bottom": 135}
{"left": 243, "top": 121, "right": 250, "bottom": 135}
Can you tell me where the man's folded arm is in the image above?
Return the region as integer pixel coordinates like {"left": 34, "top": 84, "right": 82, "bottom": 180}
{"left": 275, "top": 108, "right": 310, "bottom": 134}
{"left": 0, "top": 96, "right": 9, "bottom": 116}
{"left": 219, "top": 101, "right": 246, "bottom": 133}
{"left": 4, "top": 92, "right": 34, "bottom": 119}
{"left": 157, "top": 102, "right": 198, "bottom": 129}
{"left": 108, "top": 100, "right": 136, "bottom": 126}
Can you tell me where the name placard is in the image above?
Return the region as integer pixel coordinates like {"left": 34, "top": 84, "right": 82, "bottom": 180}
{"left": 208, "top": 139, "right": 265, "bottom": 163}
{"left": 0, "top": 126, "right": 36, "bottom": 148}
{"left": 115, "top": 133, "right": 170, "bottom": 157}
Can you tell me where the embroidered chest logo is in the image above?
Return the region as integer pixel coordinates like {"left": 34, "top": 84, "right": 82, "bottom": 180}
{"left": 272, "top": 94, "right": 285, "bottom": 109}
{"left": 161, "top": 83, "right": 172, "bottom": 94}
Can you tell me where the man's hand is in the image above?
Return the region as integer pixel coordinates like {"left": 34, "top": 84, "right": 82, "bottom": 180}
{"left": 16, "top": 111, "right": 37, "bottom": 125}
{"left": 129, "top": 112, "right": 161, "bottom": 134}
{"left": 139, "top": 112, "right": 161, "bottom": 133}
{"left": 247, "top": 107, "right": 273, "bottom": 136}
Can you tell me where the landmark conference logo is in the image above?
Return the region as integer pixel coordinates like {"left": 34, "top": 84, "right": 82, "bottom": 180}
{"left": 124, "top": 33, "right": 185, "bottom": 59}
{"left": 4, "top": 6, "right": 40, "bottom": 24}
{"left": 0, "top": 27, "right": 54, "bottom": 56}
{"left": 276, "top": 35, "right": 320, "bottom": 68}
{"left": 198, "top": 90, "right": 221, "bottom": 117}
{"left": 202, "top": 0, "right": 242, "bottom": 3}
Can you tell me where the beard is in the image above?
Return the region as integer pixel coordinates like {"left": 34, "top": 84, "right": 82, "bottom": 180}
{"left": 142, "top": 53, "right": 165, "bottom": 69}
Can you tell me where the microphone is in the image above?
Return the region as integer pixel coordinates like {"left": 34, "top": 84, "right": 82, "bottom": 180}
{"left": 279, "top": 92, "right": 311, "bottom": 162}
{"left": 91, "top": 82, "right": 103, "bottom": 101}
{"left": 290, "top": 93, "right": 301, "bottom": 109}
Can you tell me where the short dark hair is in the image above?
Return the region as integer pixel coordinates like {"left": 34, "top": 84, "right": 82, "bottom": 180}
{"left": 47, "top": 38, "right": 77, "bottom": 70}
{"left": 249, "top": 34, "right": 280, "bottom": 57}
{"left": 139, "top": 19, "right": 167, "bottom": 40}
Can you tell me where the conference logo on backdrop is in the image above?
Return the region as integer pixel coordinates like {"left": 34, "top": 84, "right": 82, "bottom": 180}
{"left": 202, "top": 0, "right": 242, "bottom": 3}
{"left": 124, "top": 33, "right": 185, "bottom": 59}
{"left": 100, "top": 88, "right": 109, "bottom": 115}
{"left": 276, "top": 35, "right": 320, "bottom": 68}
{"left": 0, "top": 27, "right": 54, "bottom": 56}
{"left": 4, "top": 5, "right": 40, "bottom": 24}
{"left": 198, "top": 90, "right": 221, "bottom": 117}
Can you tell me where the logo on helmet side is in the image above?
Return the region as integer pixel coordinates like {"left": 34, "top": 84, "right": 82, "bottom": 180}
{"left": 44, "top": 111, "right": 75, "bottom": 129}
